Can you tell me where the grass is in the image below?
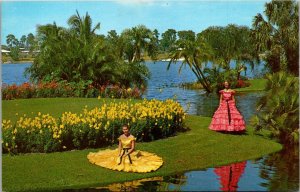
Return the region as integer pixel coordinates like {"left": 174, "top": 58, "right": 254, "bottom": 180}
{"left": 2, "top": 97, "right": 139, "bottom": 123}
{"left": 2, "top": 98, "right": 282, "bottom": 192}
{"left": 176, "top": 79, "right": 267, "bottom": 92}
{"left": 236, "top": 79, "right": 267, "bottom": 92}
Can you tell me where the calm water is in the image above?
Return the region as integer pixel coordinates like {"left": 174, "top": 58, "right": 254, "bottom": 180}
{"left": 2, "top": 62, "right": 299, "bottom": 191}
{"left": 80, "top": 147, "right": 299, "bottom": 192}
{"left": 143, "top": 61, "right": 262, "bottom": 123}
{"left": 1, "top": 63, "right": 31, "bottom": 85}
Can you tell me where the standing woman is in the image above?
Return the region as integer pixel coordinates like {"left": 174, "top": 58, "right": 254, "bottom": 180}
{"left": 209, "top": 81, "right": 246, "bottom": 132}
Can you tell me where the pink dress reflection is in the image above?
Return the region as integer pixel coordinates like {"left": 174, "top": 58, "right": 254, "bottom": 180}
{"left": 214, "top": 161, "right": 247, "bottom": 191}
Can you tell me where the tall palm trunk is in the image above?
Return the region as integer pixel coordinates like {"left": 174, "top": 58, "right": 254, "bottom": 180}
{"left": 193, "top": 57, "right": 212, "bottom": 92}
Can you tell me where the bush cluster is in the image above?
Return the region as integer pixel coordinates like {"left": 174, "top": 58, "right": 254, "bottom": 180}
{"left": 2, "top": 81, "right": 144, "bottom": 100}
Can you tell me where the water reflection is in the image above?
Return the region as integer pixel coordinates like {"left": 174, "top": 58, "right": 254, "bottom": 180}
{"left": 94, "top": 177, "right": 163, "bottom": 191}
{"left": 214, "top": 161, "right": 247, "bottom": 191}
{"left": 256, "top": 146, "right": 299, "bottom": 192}
{"left": 85, "top": 149, "right": 298, "bottom": 192}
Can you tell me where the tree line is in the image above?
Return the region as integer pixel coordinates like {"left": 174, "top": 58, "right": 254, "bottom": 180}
{"left": 3, "top": 0, "right": 298, "bottom": 92}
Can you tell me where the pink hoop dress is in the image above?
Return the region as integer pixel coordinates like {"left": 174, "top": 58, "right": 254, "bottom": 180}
{"left": 209, "top": 90, "right": 246, "bottom": 132}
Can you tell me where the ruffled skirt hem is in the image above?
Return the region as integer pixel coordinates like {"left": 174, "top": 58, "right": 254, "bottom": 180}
{"left": 87, "top": 149, "right": 163, "bottom": 173}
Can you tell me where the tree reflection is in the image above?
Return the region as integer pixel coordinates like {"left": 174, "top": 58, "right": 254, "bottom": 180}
{"left": 258, "top": 145, "right": 299, "bottom": 191}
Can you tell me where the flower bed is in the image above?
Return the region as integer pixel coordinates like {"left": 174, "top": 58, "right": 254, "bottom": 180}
{"left": 2, "top": 81, "right": 144, "bottom": 100}
{"left": 2, "top": 99, "right": 186, "bottom": 154}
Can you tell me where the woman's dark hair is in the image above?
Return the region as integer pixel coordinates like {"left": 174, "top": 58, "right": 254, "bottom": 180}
{"left": 122, "top": 124, "right": 129, "bottom": 129}
{"left": 223, "top": 81, "right": 230, "bottom": 87}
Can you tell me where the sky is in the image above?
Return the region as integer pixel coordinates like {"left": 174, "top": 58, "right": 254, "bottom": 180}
{"left": 1, "top": 0, "right": 269, "bottom": 45}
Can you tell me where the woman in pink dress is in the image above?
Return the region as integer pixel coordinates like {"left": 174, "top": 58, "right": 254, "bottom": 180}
{"left": 209, "top": 81, "right": 246, "bottom": 132}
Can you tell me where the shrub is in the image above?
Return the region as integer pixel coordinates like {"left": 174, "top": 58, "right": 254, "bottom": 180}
{"left": 2, "top": 81, "right": 144, "bottom": 100}
{"left": 250, "top": 72, "right": 299, "bottom": 145}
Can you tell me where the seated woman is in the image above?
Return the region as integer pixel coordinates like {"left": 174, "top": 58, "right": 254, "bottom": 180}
{"left": 87, "top": 124, "right": 163, "bottom": 173}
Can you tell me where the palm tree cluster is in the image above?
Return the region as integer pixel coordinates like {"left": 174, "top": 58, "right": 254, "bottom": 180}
{"left": 168, "top": 25, "right": 257, "bottom": 93}
{"left": 26, "top": 11, "right": 157, "bottom": 89}
{"left": 6, "top": 33, "right": 36, "bottom": 49}
{"left": 252, "top": 0, "right": 299, "bottom": 76}
{"left": 5, "top": 33, "right": 36, "bottom": 61}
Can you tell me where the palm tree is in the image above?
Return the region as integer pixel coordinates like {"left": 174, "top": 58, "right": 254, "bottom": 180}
{"left": 251, "top": 72, "right": 299, "bottom": 145}
{"left": 106, "top": 30, "right": 126, "bottom": 60}
{"left": 27, "top": 11, "right": 150, "bottom": 89}
{"left": 67, "top": 10, "right": 100, "bottom": 43}
{"left": 168, "top": 33, "right": 213, "bottom": 93}
{"left": 160, "top": 29, "right": 177, "bottom": 52}
{"left": 26, "top": 22, "right": 69, "bottom": 81}
{"left": 200, "top": 25, "right": 258, "bottom": 77}
{"left": 6, "top": 34, "right": 18, "bottom": 48}
{"left": 252, "top": 0, "right": 299, "bottom": 76}
{"left": 20, "top": 35, "right": 27, "bottom": 48}
{"left": 121, "top": 25, "right": 156, "bottom": 62}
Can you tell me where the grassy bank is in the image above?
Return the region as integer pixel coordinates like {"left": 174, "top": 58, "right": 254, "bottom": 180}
{"left": 236, "top": 79, "right": 266, "bottom": 92}
{"left": 2, "top": 98, "right": 282, "bottom": 191}
{"left": 1, "top": 54, "right": 34, "bottom": 64}
{"left": 179, "top": 79, "right": 267, "bottom": 92}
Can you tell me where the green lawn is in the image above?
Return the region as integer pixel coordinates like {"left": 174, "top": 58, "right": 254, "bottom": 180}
{"left": 2, "top": 98, "right": 282, "bottom": 191}
{"left": 236, "top": 79, "right": 267, "bottom": 92}
{"left": 179, "top": 78, "right": 267, "bottom": 92}
{"left": 2, "top": 97, "right": 139, "bottom": 123}
{"left": 236, "top": 77, "right": 297, "bottom": 92}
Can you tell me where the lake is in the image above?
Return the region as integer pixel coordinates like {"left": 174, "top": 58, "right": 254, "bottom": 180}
{"left": 2, "top": 62, "right": 299, "bottom": 191}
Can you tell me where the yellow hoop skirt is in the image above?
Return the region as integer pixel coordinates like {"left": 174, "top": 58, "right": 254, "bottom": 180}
{"left": 87, "top": 149, "right": 163, "bottom": 173}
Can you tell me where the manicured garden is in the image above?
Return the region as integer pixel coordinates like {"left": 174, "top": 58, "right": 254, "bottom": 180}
{"left": 2, "top": 1, "right": 298, "bottom": 191}
{"left": 2, "top": 98, "right": 282, "bottom": 191}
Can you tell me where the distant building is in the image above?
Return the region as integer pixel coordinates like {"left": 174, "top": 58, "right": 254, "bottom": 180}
{"left": 1, "top": 49, "right": 10, "bottom": 55}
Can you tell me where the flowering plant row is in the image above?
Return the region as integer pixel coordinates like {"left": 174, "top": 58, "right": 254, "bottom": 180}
{"left": 2, "top": 81, "right": 144, "bottom": 100}
{"left": 2, "top": 99, "right": 186, "bottom": 154}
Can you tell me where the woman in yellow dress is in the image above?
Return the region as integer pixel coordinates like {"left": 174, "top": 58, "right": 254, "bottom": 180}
{"left": 87, "top": 124, "right": 163, "bottom": 173}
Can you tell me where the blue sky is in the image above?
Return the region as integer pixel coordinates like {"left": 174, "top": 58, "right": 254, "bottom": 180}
{"left": 1, "top": 0, "right": 268, "bottom": 45}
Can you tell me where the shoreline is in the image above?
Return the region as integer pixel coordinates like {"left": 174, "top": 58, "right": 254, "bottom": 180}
{"left": 2, "top": 60, "right": 34, "bottom": 64}
{"left": 2, "top": 109, "right": 282, "bottom": 191}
